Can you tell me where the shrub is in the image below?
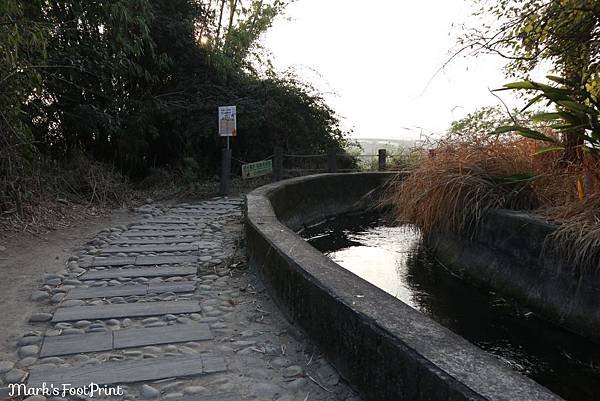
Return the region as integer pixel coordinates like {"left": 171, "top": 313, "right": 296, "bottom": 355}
{"left": 388, "top": 133, "right": 541, "bottom": 237}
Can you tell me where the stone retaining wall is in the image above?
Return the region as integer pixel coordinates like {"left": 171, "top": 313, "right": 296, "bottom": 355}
{"left": 245, "top": 173, "right": 563, "bottom": 401}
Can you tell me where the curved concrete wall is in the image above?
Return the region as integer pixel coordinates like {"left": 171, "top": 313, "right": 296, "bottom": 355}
{"left": 245, "top": 173, "right": 563, "bottom": 401}
{"left": 427, "top": 209, "right": 600, "bottom": 341}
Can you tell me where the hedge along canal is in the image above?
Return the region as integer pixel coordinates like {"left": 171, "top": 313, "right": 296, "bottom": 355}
{"left": 301, "top": 211, "right": 600, "bottom": 401}
{"left": 245, "top": 172, "right": 564, "bottom": 401}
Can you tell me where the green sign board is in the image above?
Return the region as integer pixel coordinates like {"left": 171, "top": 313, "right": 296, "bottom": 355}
{"left": 242, "top": 159, "right": 273, "bottom": 179}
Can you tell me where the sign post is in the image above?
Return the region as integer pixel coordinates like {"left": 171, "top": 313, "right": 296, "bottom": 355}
{"left": 218, "top": 106, "right": 237, "bottom": 146}
{"left": 218, "top": 106, "right": 236, "bottom": 195}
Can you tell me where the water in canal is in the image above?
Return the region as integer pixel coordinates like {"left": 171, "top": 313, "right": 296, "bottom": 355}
{"left": 300, "top": 212, "right": 600, "bottom": 401}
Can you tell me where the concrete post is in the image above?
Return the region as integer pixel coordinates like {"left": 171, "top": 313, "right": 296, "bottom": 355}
{"left": 273, "top": 146, "right": 283, "bottom": 182}
{"left": 378, "top": 149, "right": 387, "bottom": 171}
{"left": 327, "top": 148, "right": 337, "bottom": 173}
{"left": 220, "top": 148, "right": 232, "bottom": 196}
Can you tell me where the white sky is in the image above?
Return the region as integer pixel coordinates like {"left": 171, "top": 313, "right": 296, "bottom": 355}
{"left": 263, "top": 0, "right": 545, "bottom": 140}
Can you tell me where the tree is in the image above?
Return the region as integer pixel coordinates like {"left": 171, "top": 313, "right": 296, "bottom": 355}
{"left": 461, "top": 0, "right": 600, "bottom": 160}
{"left": 2, "top": 0, "right": 349, "bottom": 187}
{"left": 449, "top": 106, "right": 521, "bottom": 136}
{"left": 25, "top": 0, "right": 155, "bottom": 163}
{"left": 0, "top": 0, "right": 47, "bottom": 214}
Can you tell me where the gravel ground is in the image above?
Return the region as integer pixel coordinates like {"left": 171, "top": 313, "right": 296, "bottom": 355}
{"left": 0, "top": 197, "right": 362, "bottom": 401}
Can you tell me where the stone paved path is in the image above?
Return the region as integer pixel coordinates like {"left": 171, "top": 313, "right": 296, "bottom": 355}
{"left": 0, "top": 197, "right": 361, "bottom": 401}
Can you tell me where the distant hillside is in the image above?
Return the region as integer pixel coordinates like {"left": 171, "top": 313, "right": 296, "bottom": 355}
{"left": 353, "top": 138, "right": 418, "bottom": 155}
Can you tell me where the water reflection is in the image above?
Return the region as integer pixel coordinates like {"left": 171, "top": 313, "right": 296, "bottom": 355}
{"left": 301, "top": 212, "right": 600, "bottom": 401}
{"left": 303, "top": 213, "right": 422, "bottom": 304}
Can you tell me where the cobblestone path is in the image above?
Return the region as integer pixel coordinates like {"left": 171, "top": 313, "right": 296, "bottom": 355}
{"left": 0, "top": 198, "right": 361, "bottom": 401}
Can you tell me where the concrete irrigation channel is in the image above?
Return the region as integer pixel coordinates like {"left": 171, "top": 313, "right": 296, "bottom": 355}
{"left": 245, "top": 172, "right": 567, "bottom": 401}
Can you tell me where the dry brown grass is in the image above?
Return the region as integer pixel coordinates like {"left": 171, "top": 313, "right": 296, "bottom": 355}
{"left": 0, "top": 153, "right": 134, "bottom": 237}
{"left": 1, "top": 152, "right": 268, "bottom": 237}
{"left": 390, "top": 133, "right": 538, "bottom": 237}
{"left": 388, "top": 132, "right": 600, "bottom": 247}
{"left": 544, "top": 193, "right": 600, "bottom": 272}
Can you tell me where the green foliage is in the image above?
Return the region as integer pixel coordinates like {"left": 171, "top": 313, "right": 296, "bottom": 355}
{"left": 27, "top": 0, "right": 156, "bottom": 163}
{"left": 464, "top": 0, "right": 600, "bottom": 80}
{"left": 1, "top": 0, "right": 349, "bottom": 213}
{"left": 5, "top": 0, "right": 345, "bottom": 171}
{"left": 494, "top": 76, "right": 600, "bottom": 154}
{"left": 220, "top": 0, "right": 286, "bottom": 72}
{"left": 0, "top": 0, "right": 48, "bottom": 212}
{"left": 463, "top": 1, "right": 600, "bottom": 159}
{"left": 449, "top": 106, "right": 519, "bottom": 136}
{"left": 386, "top": 148, "right": 422, "bottom": 170}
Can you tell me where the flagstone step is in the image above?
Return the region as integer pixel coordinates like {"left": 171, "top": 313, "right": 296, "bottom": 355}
{"left": 52, "top": 300, "right": 201, "bottom": 322}
{"left": 100, "top": 244, "right": 199, "bottom": 253}
{"left": 121, "top": 230, "right": 203, "bottom": 237}
{"left": 85, "top": 255, "right": 197, "bottom": 267}
{"left": 128, "top": 225, "right": 198, "bottom": 230}
{"left": 79, "top": 266, "right": 197, "bottom": 280}
{"left": 174, "top": 395, "right": 241, "bottom": 401}
{"left": 40, "top": 323, "right": 212, "bottom": 357}
{"left": 64, "top": 282, "right": 196, "bottom": 300}
{"left": 27, "top": 354, "right": 226, "bottom": 388}
{"left": 110, "top": 237, "right": 200, "bottom": 245}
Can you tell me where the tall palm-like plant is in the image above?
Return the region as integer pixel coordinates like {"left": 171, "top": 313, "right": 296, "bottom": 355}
{"left": 494, "top": 76, "right": 600, "bottom": 158}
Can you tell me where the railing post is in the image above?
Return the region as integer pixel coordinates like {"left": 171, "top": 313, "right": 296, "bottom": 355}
{"left": 327, "top": 148, "right": 337, "bottom": 173}
{"left": 219, "top": 148, "right": 232, "bottom": 195}
{"left": 273, "top": 146, "right": 283, "bottom": 182}
{"left": 378, "top": 149, "right": 387, "bottom": 171}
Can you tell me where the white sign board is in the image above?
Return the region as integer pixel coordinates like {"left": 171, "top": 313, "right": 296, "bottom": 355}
{"left": 218, "top": 106, "right": 237, "bottom": 137}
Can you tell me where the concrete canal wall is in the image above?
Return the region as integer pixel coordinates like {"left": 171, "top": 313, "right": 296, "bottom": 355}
{"left": 245, "top": 172, "right": 563, "bottom": 401}
{"left": 427, "top": 209, "right": 600, "bottom": 341}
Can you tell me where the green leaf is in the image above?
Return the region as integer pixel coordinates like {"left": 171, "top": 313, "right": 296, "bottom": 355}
{"left": 503, "top": 80, "right": 562, "bottom": 93}
{"left": 533, "top": 146, "right": 564, "bottom": 155}
{"left": 520, "top": 94, "right": 543, "bottom": 112}
{"left": 556, "top": 100, "right": 597, "bottom": 115}
{"left": 546, "top": 75, "right": 578, "bottom": 87}
{"left": 546, "top": 75, "right": 568, "bottom": 85}
{"left": 541, "top": 89, "right": 574, "bottom": 100}
{"left": 530, "top": 112, "right": 564, "bottom": 122}
{"left": 494, "top": 125, "right": 558, "bottom": 143}
{"left": 549, "top": 123, "right": 589, "bottom": 131}
{"left": 503, "top": 81, "right": 538, "bottom": 90}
